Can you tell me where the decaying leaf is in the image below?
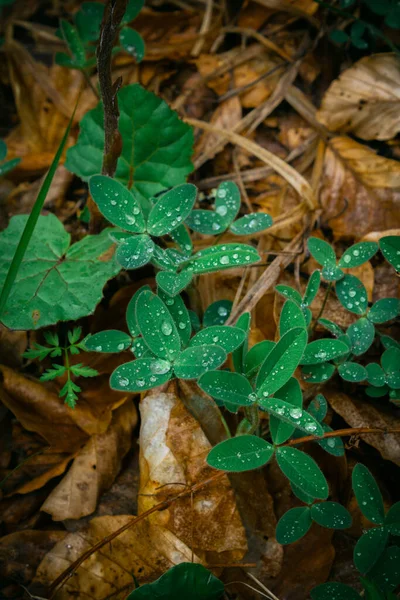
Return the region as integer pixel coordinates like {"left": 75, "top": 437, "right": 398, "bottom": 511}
{"left": 317, "top": 54, "right": 400, "bottom": 141}
{"left": 138, "top": 387, "right": 247, "bottom": 564}
{"left": 41, "top": 401, "right": 137, "bottom": 521}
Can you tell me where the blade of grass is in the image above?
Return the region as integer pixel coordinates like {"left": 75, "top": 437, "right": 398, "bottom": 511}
{"left": 0, "top": 104, "right": 77, "bottom": 319}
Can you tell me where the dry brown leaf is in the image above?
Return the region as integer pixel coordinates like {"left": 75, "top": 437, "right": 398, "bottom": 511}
{"left": 195, "top": 96, "right": 242, "bottom": 160}
{"left": 234, "top": 53, "right": 283, "bottom": 108}
{"left": 41, "top": 401, "right": 137, "bottom": 521}
{"left": 326, "top": 391, "right": 400, "bottom": 466}
{"left": 319, "top": 136, "right": 400, "bottom": 238}
{"left": 138, "top": 388, "right": 247, "bottom": 564}
{"left": 254, "top": 0, "right": 318, "bottom": 17}
{"left": 317, "top": 54, "right": 400, "bottom": 141}
{"left": 33, "top": 516, "right": 199, "bottom": 600}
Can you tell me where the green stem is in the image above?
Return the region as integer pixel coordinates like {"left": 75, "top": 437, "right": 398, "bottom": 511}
{"left": 312, "top": 281, "right": 332, "bottom": 333}
{"left": 244, "top": 404, "right": 260, "bottom": 435}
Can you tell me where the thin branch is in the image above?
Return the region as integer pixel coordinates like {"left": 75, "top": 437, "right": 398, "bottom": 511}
{"left": 284, "top": 426, "right": 400, "bottom": 447}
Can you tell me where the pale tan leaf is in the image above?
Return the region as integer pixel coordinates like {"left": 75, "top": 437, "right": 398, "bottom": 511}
{"left": 195, "top": 97, "right": 242, "bottom": 160}
{"left": 320, "top": 137, "right": 400, "bottom": 238}
{"left": 41, "top": 401, "right": 137, "bottom": 521}
{"left": 317, "top": 54, "right": 400, "bottom": 141}
{"left": 138, "top": 388, "right": 247, "bottom": 563}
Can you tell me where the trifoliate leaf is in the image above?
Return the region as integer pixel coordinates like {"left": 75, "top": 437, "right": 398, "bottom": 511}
{"left": 187, "top": 243, "right": 260, "bottom": 274}
{"left": 336, "top": 275, "right": 368, "bottom": 315}
{"left": 368, "top": 298, "right": 400, "bottom": 323}
{"left": 85, "top": 330, "right": 132, "bottom": 353}
{"left": 300, "top": 339, "right": 349, "bottom": 365}
{"left": 89, "top": 175, "right": 145, "bottom": 233}
{"left": 303, "top": 270, "right": 321, "bottom": 307}
{"left": 311, "top": 502, "right": 352, "bottom": 529}
{"left": 308, "top": 237, "right": 336, "bottom": 267}
{"left": 207, "top": 435, "right": 274, "bottom": 472}
{"left": 190, "top": 326, "right": 246, "bottom": 354}
{"left": 0, "top": 214, "right": 121, "bottom": 330}
{"left": 156, "top": 270, "right": 193, "bottom": 297}
{"left": 276, "top": 507, "right": 312, "bottom": 544}
{"left": 116, "top": 234, "right": 155, "bottom": 269}
{"left": 352, "top": 463, "right": 385, "bottom": 524}
{"left": 65, "top": 83, "right": 194, "bottom": 200}
{"left": 136, "top": 290, "right": 181, "bottom": 360}
{"left": 110, "top": 357, "right": 172, "bottom": 392}
{"left": 229, "top": 213, "right": 272, "bottom": 235}
{"left": 120, "top": 27, "right": 145, "bottom": 62}
{"left": 173, "top": 345, "right": 226, "bottom": 379}
{"left": 338, "top": 242, "right": 378, "bottom": 268}
{"left": 198, "top": 371, "right": 255, "bottom": 407}
{"left": 379, "top": 235, "right": 400, "bottom": 272}
{"left": 275, "top": 446, "right": 329, "bottom": 499}
{"left": 147, "top": 184, "right": 197, "bottom": 236}
{"left": 203, "top": 300, "right": 232, "bottom": 327}
{"left": 338, "top": 362, "right": 367, "bottom": 382}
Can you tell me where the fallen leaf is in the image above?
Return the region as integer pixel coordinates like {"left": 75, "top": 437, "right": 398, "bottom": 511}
{"left": 138, "top": 387, "right": 247, "bottom": 564}
{"left": 195, "top": 97, "right": 242, "bottom": 161}
{"left": 32, "top": 516, "right": 199, "bottom": 599}
{"left": 234, "top": 52, "right": 283, "bottom": 108}
{"left": 326, "top": 391, "right": 400, "bottom": 466}
{"left": 41, "top": 401, "right": 137, "bottom": 521}
{"left": 317, "top": 54, "right": 400, "bottom": 141}
{"left": 320, "top": 136, "right": 400, "bottom": 238}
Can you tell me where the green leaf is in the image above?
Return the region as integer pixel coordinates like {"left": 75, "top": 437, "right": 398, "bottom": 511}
{"left": 380, "top": 335, "right": 400, "bottom": 350}
{"left": 318, "top": 318, "right": 344, "bottom": 337}
{"left": 85, "top": 330, "right": 132, "bottom": 353}
{"left": 44, "top": 331, "right": 60, "bottom": 347}
{"left": 338, "top": 362, "right": 367, "bottom": 383}
{"left": 300, "top": 339, "right": 349, "bottom": 365}
{"left": 322, "top": 265, "right": 345, "bottom": 282}
{"left": 0, "top": 140, "right": 7, "bottom": 161}
{"left": 232, "top": 312, "right": 251, "bottom": 374}
{"left": 330, "top": 29, "right": 350, "bottom": 44}
{"left": 116, "top": 234, "right": 155, "bottom": 270}
{"left": 244, "top": 340, "right": 275, "bottom": 378}
{"left": 127, "top": 562, "right": 224, "bottom": 600}
{"left": 368, "top": 298, "right": 400, "bottom": 324}
{"left": 352, "top": 463, "right": 385, "bottom": 525}
{"left": 318, "top": 423, "right": 345, "bottom": 457}
{"left": 59, "top": 20, "right": 86, "bottom": 67}
{"left": 136, "top": 290, "right": 181, "bottom": 360}
{"left": 207, "top": 435, "right": 274, "bottom": 472}
{"left": 0, "top": 215, "right": 120, "bottom": 330}
{"left": 122, "top": 0, "right": 145, "bottom": 23}
{"left": 125, "top": 285, "right": 150, "bottom": 337}
{"left": 60, "top": 379, "right": 80, "bottom": 408}
{"left": 0, "top": 158, "right": 20, "bottom": 176}
{"left": 190, "top": 326, "right": 246, "bottom": 354}
{"left": 311, "top": 582, "right": 360, "bottom": 600}
{"left": 303, "top": 270, "right": 321, "bottom": 307}
{"left": 338, "top": 242, "right": 378, "bottom": 268}
{"left": 185, "top": 210, "right": 226, "bottom": 235}
{"left": 89, "top": 175, "right": 145, "bottom": 233}
{"left": 65, "top": 84, "right": 194, "bottom": 200}
{"left": 275, "top": 285, "right": 302, "bottom": 305}
{"left": 40, "top": 365, "right": 67, "bottom": 381}
{"left": 158, "top": 290, "right": 192, "bottom": 348}
{"left": 229, "top": 213, "right": 272, "bottom": 235}
{"left": 354, "top": 527, "right": 388, "bottom": 574}
{"left": 308, "top": 237, "right": 336, "bottom": 267}
{"left": 260, "top": 397, "right": 323, "bottom": 436}
{"left": 173, "top": 345, "right": 226, "bottom": 379}
{"left": 131, "top": 337, "right": 149, "bottom": 359}
{"left": 68, "top": 327, "right": 82, "bottom": 345}
{"left": 203, "top": 300, "right": 232, "bottom": 327}
{"left": 336, "top": 275, "right": 368, "bottom": 315}
{"left": 302, "top": 362, "right": 336, "bottom": 384}
{"left": 369, "top": 545, "right": 400, "bottom": 593}
{"left": 275, "top": 446, "right": 329, "bottom": 499}
{"left": 366, "top": 363, "right": 386, "bottom": 387}
{"left": 198, "top": 371, "right": 255, "bottom": 407}
{"left": 347, "top": 318, "right": 375, "bottom": 356}
{"left": 382, "top": 347, "right": 400, "bottom": 375}
{"left": 69, "top": 364, "right": 98, "bottom": 378}
{"left": 110, "top": 357, "right": 172, "bottom": 392}
{"left": 384, "top": 501, "right": 400, "bottom": 535}
{"left": 147, "top": 184, "right": 197, "bottom": 236}
{"left": 75, "top": 2, "right": 104, "bottom": 42}
{"left": 156, "top": 270, "right": 193, "bottom": 297}
{"left": 276, "top": 507, "right": 312, "bottom": 544}
{"left": 189, "top": 310, "right": 201, "bottom": 333}
{"left": 311, "top": 502, "right": 352, "bottom": 529}
{"left": 256, "top": 328, "right": 307, "bottom": 399}
{"left": 214, "top": 181, "right": 241, "bottom": 225}
{"left": 380, "top": 235, "right": 400, "bottom": 272}
{"left": 119, "top": 27, "right": 145, "bottom": 62}
{"left": 366, "top": 385, "right": 389, "bottom": 398}
{"left": 269, "top": 377, "right": 303, "bottom": 444}
{"left": 187, "top": 243, "right": 260, "bottom": 274}
{"left": 279, "top": 299, "right": 307, "bottom": 336}
{"left": 169, "top": 224, "right": 192, "bottom": 256}
{"left": 291, "top": 482, "right": 315, "bottom": 504}
{"left": 308, "top": 394, "right": 327, "bottom": 422}
{"left": 23, "top": 343, "right": 53, "bottom": 361}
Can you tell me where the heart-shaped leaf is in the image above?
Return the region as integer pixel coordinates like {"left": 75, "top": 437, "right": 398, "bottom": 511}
{"left": 207, "top": 435, "right": 275, "bottom": 472}
{"left": 116, "top": 234, "right": 155, "bottom": 269}
{"left": 156, "top": 270, "right": 193, "bottom": 297}
{"left": 85, "top": 330, "right": 132, "bottom": 353}
{"left": 136, "top": 290, "right": 181, "bottom": 360}
{"left": 174, "top": 345, "right": 226, "bottom": 379}
{"left": 147, "top": 184, "right": 197, "bottom": 236}
{"left": 229, "top": 213, "right": 272, "bottom": 235}
{"left": 275, "top": 446, "right": 329, "bottom": 499}
{"left": 110, "top": 357, "right": 172, "bottom": 392}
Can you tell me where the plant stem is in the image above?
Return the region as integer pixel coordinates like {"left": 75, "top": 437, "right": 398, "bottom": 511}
{"left": 312, "top": 281, "right": 332, "bottom": 332}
